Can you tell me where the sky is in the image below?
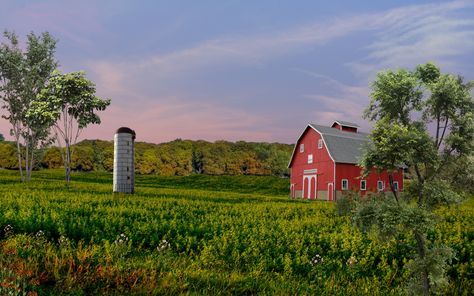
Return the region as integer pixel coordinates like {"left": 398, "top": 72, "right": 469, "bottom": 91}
{"left": 0, "top": 0, "right": 473, "bottom": 144}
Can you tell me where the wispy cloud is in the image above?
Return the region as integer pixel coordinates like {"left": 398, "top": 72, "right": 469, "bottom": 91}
{"left": 291, "top": 67, "right": 371, "bottom": 129}
{"left": 81, "top": 0, "right": 474, "bottom": 142}
{"left": 135, "top": 15, "right": 372, "bottom": 78}
{"left": 9, "top": 1, "right": 104, "bottom": 50}
{"left": 122, "top": 0, "right": 473, "bottom": 79}
{"left": 88, "top": 0, "right": 474, "bottom": 90}
{"left": 2, "top": 1, "right": 473, "bottom": 143}
{"left": 348, "top": 1, "right": 474, "bottom": 76}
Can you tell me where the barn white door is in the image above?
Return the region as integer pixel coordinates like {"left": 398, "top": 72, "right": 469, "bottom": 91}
{"left": 303, "top": 174, "right": 317, "bottom": 199}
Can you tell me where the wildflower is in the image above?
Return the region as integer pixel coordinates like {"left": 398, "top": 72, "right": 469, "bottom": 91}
{"left": 58, "top": 235, "right": 69, "bottom": 246}
{"left": 310, "top": 254, "right": 323, "bottom": 266}
{"left": 3, "top": 224, "right": 14, "bottom": 236}
{"left": 35, "top": 230, "right": 45, "bottom": 239}
{"left": 157, "top": 239, "right": 170, "bottom": 252}
{"left": 115, "top": 233, "right": 129, "bottom": 245}
{"left": 347, "top": 255, "right": 358, "bottom": 266}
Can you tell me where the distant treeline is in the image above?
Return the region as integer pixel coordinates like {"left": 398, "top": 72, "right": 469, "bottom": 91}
{"left": 0, "top": 139, "right": 293, "bottom": 176}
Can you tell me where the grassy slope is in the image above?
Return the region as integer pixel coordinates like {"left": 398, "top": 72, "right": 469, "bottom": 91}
{"left": 0, "top": 170, "right": 472, "bottom": 295}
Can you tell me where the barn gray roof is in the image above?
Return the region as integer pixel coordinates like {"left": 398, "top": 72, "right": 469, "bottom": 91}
{"left": 309, "top": 124, "right": 369, "bottom": 164}
{"left": 333, "top": 120, "right": 359, "bottom": 128}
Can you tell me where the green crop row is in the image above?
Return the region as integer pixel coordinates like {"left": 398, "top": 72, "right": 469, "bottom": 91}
{"left": 0, "top": 170, "right": 472, "bottom": 295}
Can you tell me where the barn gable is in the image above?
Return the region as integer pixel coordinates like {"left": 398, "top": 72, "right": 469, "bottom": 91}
{"left": 288, "top": 122, "right": 369, "bottom": 167}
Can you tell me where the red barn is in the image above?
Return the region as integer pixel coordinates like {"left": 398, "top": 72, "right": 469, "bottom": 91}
{"left": 288, "top": 120, "right": 403, "bottom": 200}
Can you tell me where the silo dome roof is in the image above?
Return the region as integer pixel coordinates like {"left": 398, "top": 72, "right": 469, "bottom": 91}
{"left": 116, "top": 127, "right": 136, "bottom": 139}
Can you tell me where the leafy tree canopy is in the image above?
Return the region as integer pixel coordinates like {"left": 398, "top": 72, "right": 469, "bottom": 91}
{"left": 352, "top": 62, "right": 474, "bottom": 295}
{"left": 0, "top": 30, "right": 57, "bottom": 181}
{"left": 27, "top": 70, "right": 111, "bottom": 182}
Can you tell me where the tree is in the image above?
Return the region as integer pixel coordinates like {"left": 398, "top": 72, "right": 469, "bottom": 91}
{"left": 0, "top": 133, "right": 4, "bottom": 141}
{"left": 0, "top": 31, "right": 57, "bottom": 181}
{"left": 0, "top": 141, "right": 17, "bottom": 169}
{"left": 40, "top": 146, "right": 62, "bottom": 169}
{"left": 28, "top": 71, "right": 110, "bottom": 182}
{"left": 354, "top": 63, "right": 474, "bottom": 295}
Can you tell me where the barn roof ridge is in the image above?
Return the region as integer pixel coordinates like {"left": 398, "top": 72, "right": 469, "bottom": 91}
{"left": 309, "top": 124, "right": 369, "bottom": 139}
{"left": 309, "top": 123, "right": 369, "bottom": 164}
{"left": 333, "top": 120, "right": 360, "bottom": 128}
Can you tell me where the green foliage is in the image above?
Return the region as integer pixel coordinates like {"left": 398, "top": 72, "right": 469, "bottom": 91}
{"left": 415, "top": 62, "right": 441, "bottom": 84}
{"left": 406, "top": 246, "right": 455, "bottom": 296}
{"left": 359, "top": 62, "right": 474, "bottom": 295}
{"left": 0, "top": 139, "right": 293, "bottom": 176}
{"left": 0, "top": 141, "right": 17, "bottom": 169}
{"left": 28, "top": 70, "right": 111, "bottom": 182}
{"left": 362, "top": 119, "right": 437, "bottom": 173}
{"left": 335, "top": 192, "right": 358, "bottom": 216}
{"left": 0, "top": 30, "right": 58, "bottom": 181}
{"left": 439, "top": 155, "right": 474, "bottom": 194}
{"left": 0, "top": 133, "right": 4, "bottom": 141}
{"left": 0, "top": 170, "right": 472, "bottom": 294}
{"left": 40, "top": 146, "right": 62, "bottom": 169}
{"left": 365, "top": 68, "right": 423, "bottom": 124}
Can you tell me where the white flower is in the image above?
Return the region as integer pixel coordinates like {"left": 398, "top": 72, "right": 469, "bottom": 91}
{"left": 58, "top": 235, "right": 69, "bottom": 245}
{"left": 310, "top": 254, "right": 323, "bottom": 266}
{"left": 115, "top": 233, "right": 129, "bottom": 245}
{"left": 3, "top": 224, "right": 14, "bottom": 235}
{"left": 157, "top": 239, "right": 170, "bottom": 252}
{"left": 347, "top": 255, "right": 358, "bottom": 266}
{"left": 35, "top": 230, "right": 45, "bottom": 239}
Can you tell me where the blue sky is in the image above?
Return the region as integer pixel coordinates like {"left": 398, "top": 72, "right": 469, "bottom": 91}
{"left": 1, "top": 0, "right": 473, "bottom": 143}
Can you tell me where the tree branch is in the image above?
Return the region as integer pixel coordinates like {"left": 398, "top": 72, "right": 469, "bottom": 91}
{"left": 435, "top": 113, "right": 440, "bottom": 148}
{"left": 388, "top": 173, "right": 399, "bottom": 205}
{"left": 437, "top": 117, "right": 449, "bottom": 150}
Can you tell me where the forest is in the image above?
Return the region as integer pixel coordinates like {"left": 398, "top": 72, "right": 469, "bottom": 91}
{"left": 0, "top": 138, "right": 293, "bottom": 177}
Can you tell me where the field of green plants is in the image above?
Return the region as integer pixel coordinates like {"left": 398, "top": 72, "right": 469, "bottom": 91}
{"left": 0, "top": 169, "right": 472, "bottom": 295}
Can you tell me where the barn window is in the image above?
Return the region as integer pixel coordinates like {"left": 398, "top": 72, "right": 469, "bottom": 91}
{"left": 318, "top": 139, "right": 323, "bottom": 149}
{"left": 342, "top": 179, "right": 349, "bottom": 190}
{"left": 300, "top": 144, "right": 304, "bottom": 153}
{"left": 308, "top": 154, "right": 313, "bottom": 164}
{"left": 393, "top": 181, "right": 399, "bottom": 191}
{"left": 360, "top": 180, "right": 366, "bottom": 191}
{"left": 377, "top": 181, "right": 384, "bottom": 191}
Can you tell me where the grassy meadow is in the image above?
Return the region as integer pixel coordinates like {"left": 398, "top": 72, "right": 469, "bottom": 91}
{"left": 0, "top": 169, "right": 472, "bottom": 295}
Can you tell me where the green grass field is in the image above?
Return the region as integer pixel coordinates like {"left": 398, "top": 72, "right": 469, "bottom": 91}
{"left": 0, "top": 169, "right": 472, "bottom": 295}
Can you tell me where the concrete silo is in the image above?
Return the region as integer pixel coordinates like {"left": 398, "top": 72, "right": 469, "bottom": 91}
{"left": 113, "top": 127, "right": 136, "bottom": 193}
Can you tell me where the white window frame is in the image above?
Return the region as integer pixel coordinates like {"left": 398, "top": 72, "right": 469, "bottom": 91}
{"left": 341, "top": 179, "right": 349, "bottom": 191}
{"left": 393, "top": 181, "right": 399, "bottom": 192}
{"left": 360, "top": 180, "right": 367, "bottom": 191}
{"left": 318, "top": 139, "right": 323, "bottom": 149}
{"left": 377, "top": 181, "right": 384, "bottom": 191}
{"left": 308, "top": 154, "right": 313, "bottom": 164}
{"left": 299, "top": 144, "right": 304, "bottom": 153}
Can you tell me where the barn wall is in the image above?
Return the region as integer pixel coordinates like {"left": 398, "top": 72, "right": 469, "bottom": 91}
{"left": 341, "top": 126, "right": 357, "bottom": 133}
{"left": 335, "top": 163, "right": 404, "bottom": 194}
{"left": 290, "top": 127, "right": 334, "bottom": 199}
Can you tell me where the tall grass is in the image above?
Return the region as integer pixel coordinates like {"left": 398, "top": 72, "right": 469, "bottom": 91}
{"left": 0, "top": 170, "right": 472, "bottom": 295}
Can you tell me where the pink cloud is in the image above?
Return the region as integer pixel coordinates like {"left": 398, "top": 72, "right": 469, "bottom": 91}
{"left": 78, "top": 100, "right": 275, "bottom": 143}
{"left": 9, "top": 1, "right": 104, "bottom": 51}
